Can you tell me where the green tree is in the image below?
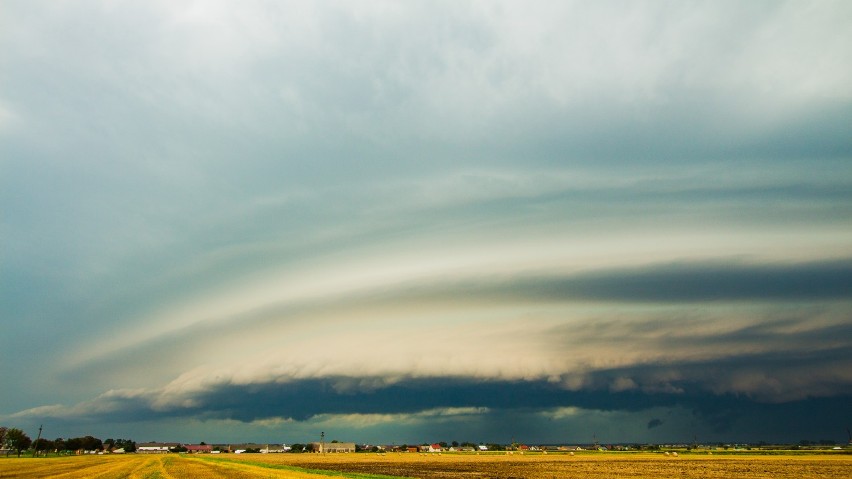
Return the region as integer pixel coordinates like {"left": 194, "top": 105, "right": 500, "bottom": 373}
{"left": 33, "top": 438, "right": 53, "bottom": 454}
{"left": 79, "top": 436, "right": 103, "bottom": 451}
{"left": 65, "top": 437, "right": 82, "bottom": 451}
{"left": 113, "top": 438, "right": 136, "bottom": 452}
{"left": 6, "top": 428, "right": 32, "bottom": 457}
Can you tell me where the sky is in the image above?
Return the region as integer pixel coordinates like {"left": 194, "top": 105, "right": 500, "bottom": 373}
{"left": 1, "top": 0, "right": 851, "bottom": 446}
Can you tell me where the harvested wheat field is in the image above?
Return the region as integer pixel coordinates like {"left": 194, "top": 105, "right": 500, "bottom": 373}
{"left": 3, "top": 452, "right": 851, "bottom": 479}
{"left": 0, "top": 454, "right": 377, "bottom": 479}
{"left": 207, "top": 452, "right": 852, "bottom": 479}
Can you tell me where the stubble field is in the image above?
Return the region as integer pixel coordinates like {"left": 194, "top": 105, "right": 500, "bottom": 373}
{"left": 1, "top": 452, "right": 850, "bottom": 479}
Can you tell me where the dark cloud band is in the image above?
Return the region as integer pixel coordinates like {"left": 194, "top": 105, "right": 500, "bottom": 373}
{"left": 384, "top": 258, "right": 852, "bottom": 304}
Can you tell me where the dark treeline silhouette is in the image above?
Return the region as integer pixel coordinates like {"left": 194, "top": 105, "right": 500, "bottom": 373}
{"left": 1, "top": 425, "right": 136, "bottom": 455}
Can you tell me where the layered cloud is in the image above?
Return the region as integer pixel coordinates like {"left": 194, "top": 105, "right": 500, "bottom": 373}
{"left": 2, "top": 1, "right": 851, "bottom": 444}
{"left": 9, "top": 256, "right": 851, "bottom": 441}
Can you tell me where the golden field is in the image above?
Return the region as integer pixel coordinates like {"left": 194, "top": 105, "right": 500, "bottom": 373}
{"left": 1, "top": 451, "right": 850, "bottom": 479}
{"left": 0, "top": 454, "right": 347, "bottom": 479}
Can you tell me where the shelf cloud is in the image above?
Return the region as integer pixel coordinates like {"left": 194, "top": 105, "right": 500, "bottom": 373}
{"left": 2, "top": 0, "right": 851, "bottom": 444}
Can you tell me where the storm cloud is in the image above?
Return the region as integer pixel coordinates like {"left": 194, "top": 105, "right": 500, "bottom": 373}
{"left": 2, "top": 0, "right": 851, "bottom": 444}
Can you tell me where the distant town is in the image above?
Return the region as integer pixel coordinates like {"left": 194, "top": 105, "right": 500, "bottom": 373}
{"left": 2, "top": 426, "right": 849, "bottom": 457}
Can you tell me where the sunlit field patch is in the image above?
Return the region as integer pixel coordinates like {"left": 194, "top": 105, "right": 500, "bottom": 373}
{"left": 0, "top": 454, "right": 386, "bottom": 479}
{"left": 4, "top": 451, "right": 848, "bottom": 479}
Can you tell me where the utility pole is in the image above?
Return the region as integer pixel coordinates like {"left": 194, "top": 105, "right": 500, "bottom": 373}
{"left": 32, "top": 425, "right": 42, "bottom": 457}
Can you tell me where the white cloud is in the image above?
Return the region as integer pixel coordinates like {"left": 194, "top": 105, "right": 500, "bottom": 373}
{"left": 8, "top": 388, "right": 151, "bottom": 420}
{"left": 249, "top": 416, "right": 295, "bottom": 428}
{"left": 542, "top": 407, "right": 582, "bottom": 420}
{"left": 309, "top": 407, "right": 491, "bottom": 429}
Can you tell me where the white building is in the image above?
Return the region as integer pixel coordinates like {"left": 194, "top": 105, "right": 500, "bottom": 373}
{"left": 136, "top": 442, "right": 179, "bottom": 454}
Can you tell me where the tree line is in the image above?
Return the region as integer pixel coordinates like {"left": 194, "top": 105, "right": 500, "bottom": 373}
{"left": 0, "top": 426, "right": 136, "bottom": 457}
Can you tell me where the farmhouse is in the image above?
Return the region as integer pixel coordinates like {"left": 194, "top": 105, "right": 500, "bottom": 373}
{"left": 261, "top": 444, "right": 291, "bottom": 453}
{"left": 184, "top": 444, "right": 212, "bottom": 453}
{"left": 222, "top": 443, "right": 267, "bottom": 453}
{"left": 451, "top": 446, "right": 476, "bottom": 452}
{"left": 310, "top": 441, "right": 356, "bottom": 453}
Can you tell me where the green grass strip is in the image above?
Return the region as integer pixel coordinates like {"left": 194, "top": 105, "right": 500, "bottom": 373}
{"left": 192, "top": 455, "right": 414, "bottom": 479}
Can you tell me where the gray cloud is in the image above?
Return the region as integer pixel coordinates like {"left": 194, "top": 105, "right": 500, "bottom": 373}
{"left": 2, "top": 1, "right": 851, "bottom": 444}
{"left": 8, "top": 375, "right": 850, "bottom": 444}
{"left": 385, "top": 258, "right": 852, "bottom": 304}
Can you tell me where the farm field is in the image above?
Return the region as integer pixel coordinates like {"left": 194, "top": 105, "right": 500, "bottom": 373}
{"left": 209, "top": 452, "right": 852, "bottom": 479}
{"left": 0, "top": 454, "right": 376, "bottom": 479}
{"left": 1, "top": 452, "right": 851, "bottom": 479}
